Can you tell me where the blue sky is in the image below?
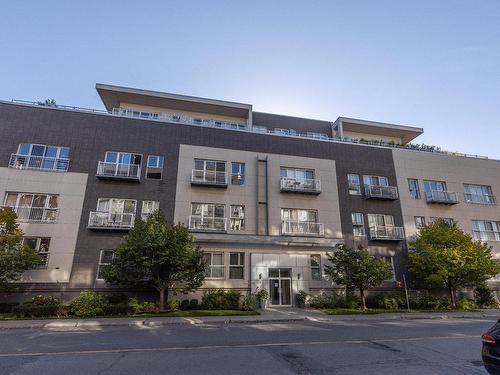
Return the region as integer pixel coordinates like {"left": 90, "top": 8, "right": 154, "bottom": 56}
{"left": 1, "top": 1, "right": 499, "bottom": 158}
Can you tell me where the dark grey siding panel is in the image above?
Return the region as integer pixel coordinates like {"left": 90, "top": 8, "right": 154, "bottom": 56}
{"left": 252, "top": 111, "right": 333, "bottom": 136}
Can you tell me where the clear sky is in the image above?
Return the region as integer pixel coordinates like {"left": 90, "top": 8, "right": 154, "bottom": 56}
{"left": 1, "top": 1, "right": 499, "bottom": 158}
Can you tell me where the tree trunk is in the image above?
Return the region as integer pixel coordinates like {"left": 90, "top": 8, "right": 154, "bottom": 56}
{"left": 448, "top": 286, "right": 457, "bottom": 309}
{"left": 165, "top": 287, "right": 170, "bottom": 311}
{"left": 360, "top": 289, "right": 367, "bottom": 311}
{"left": 159, "top": 287, "right": 166, "bottom": 312}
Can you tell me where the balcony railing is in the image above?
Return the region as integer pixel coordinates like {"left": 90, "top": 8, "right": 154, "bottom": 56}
{"left": 188, "top": 216, "right": 227, "bottom": 232}
{"left": 88, "top": 211, "right": 135, "bottom": 230}
{"left": 281, "top": 221, "right": 325, "bottom": 236}
{"left": 425, "top": 190, "right": 458, "bottom": 204}
{"left": 96, "top": 162, "right": 141, "bottom": 181}
{"left": 464, "top": 193, "right": 496, "bottom": 205}
{"left": 2, "top": 206, "right": 58, "bottom": 223}
{"left": 369, "top": 226, "right": 405, "bottom": 240}
{"left": 280, "top": 177, "right": 321, "bottom": 194}
{"left": 191, "top": 169, "right": 228, "bottom": 187}
{"left": 473, "top": 230, "right": 500, "bottom": 242}
{"left": 9, "top": 154, "right": 69, "bottom": 172}
{"left": 364, "top": 185, "right": 399, "bottom": 200}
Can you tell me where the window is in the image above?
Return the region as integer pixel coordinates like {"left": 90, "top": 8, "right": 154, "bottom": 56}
{"left": 281, "top": 209, "right": 321, "bottom": 235}
{"left": 100, "top": 151, "right": 142, "bottom": 178}
{"left": 424, "top": 180, "right": 447, "bottom": 193}
{"left": 141, "top": 200, "right": 159, "bottom": 220}
{"left": 367, "top": 214, "right": 394, "bottom": 227}
{"left": 193, "top": 159, "right": 227, "bottom": 184}
{"left": 348, "top": 174, "right": 361, "bottom": 195}
{"left": 23, "top": 237, "right": 50, "bottom": 269}
{"left": 3, "top": 192, "right": 58, "bottom": 222}
{"left": 231, "top": 162, "right": 245, "bottom": 185}
{"left": 351, "top": 213, "right": 365, "bottom": 236}
{"left": 105, "top": 151, "right": 142, "bottom": 165}
{"left": 382, "top": 256, "right": 396, "bottom": 281}
{"left": 229, "top": 253, "right": 244, "bottom": 279}
{"left": 281, "top": 167, "right": 315, "bottom": 180}
{"left": 415, "top": 216, "right": 426, "bottom": 229}
{"left": 11, "top": 143, "right": 70, "bottom": 172}
{"left": 408, "top": 179, "right": 420, "bottom": 199}
{"left": 89, "top": 198, "right": 137, "bottom": 228}
{"left": 310, "top": 254, "right": 321, "bottom": 280}
{"left": 146, "top": 155, "right": 164, "bottom": 179}
{"left": 430, "top": 217, "right": 454, "bottom": 226}
{"left": 203, "top": 252, "right": 225, "bottom": 278}
{"left": 464, "top": 184, "right": 495, "bottom": 205}
{"left": 472, "top": 220, "right": 500, "bottom": 241}
{"left": 190, "top": 203, "right": 226, "bottom": 231}
{"left": 229, "top": 205, "right": 245, "bottom": 230}
{"left": 97, "top": 250, "right": 114, "bottom": 280}
{"left": 363, "top": 175, "right": 389, "bottom": 187}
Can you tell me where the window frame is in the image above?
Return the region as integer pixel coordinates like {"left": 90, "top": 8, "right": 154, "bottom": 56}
{"left": 367, "top": 214, "right": 395, "bottom": 227}
{"left": 146, "top": 155, "right": 164, "bottom": 180}
{"left": 229, "top": 252, "right": 245, "bottom": 279}
{"left": 141, "top": 200, "right": 160, "bottom": 220}
{"left": 23, "top": 237, "right": 51, "bottom": 269}
{"left": 363, "top": 175, "right": 389, "bottom": 187}
{"left": 229, "top": 205, "right": 245, "bottom": 231}
{"left": 231, "top": 162, "right": 246, "bottom": 185}
{"left": 310, "top": 254, "right": 322, "bottom": 280}
{"left": 414, "top": 216, "right": 426, "bottom": 230}
{"left": 347, "top": 174, "right": 361, "bottom": 195}
{"left": 96, "top": 249, "right": 115, "bottom": 280}
{"left": 203, "top": 252, "right": 225, "bottom": 279}
{"left": 408, "top": 178, "right": 421, "bottom": 199}
{"left": 351, "top": 212, "right": 366, "bottom": 237}
{"left": 464, "top": 184, "right": 495, "bottom": 205}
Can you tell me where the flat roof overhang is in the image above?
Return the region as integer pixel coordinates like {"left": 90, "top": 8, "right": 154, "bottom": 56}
{"left": 334, "top": 116, "right": 424, "bottom": 144}
{"left": 96, "top": 83, "right": 252, "bottom": 119}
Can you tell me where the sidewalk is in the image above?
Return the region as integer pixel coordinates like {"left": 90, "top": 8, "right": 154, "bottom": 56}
{"left": 0, "top": 308, "right": 498, "bottom": 330}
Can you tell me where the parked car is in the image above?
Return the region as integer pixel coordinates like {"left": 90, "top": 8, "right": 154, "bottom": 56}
{"left": 482, "top": 319, "right": 500, "bottom": 374}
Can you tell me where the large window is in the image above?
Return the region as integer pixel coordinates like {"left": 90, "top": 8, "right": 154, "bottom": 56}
{"left": 363, "top": 175, "right": 388, "bottom": 187}
{"left": 229, "top": 205, "right": 245, "bottom": 231}
{"left": 141, "top": 200, "right": 159, "bottom": 220}
{"left": 23, "top": 237, "right": 50, "bottom": 269}
{"left": 280, "top": 167, "right": 315, "bottom": 180}
{"left": 347, "top": 174, "right": 361, "bottom": 195}
{"left": 229, "top": 252, "right": 244, "bottom": 279}
{"left": 190, "top": 203, "right": 226, "bottom": 231}
{"left": 203, "top": 252, "right": 225, "bottom": 278}
{"left": 89, "top": 198, "right": 137, "bottom": 228}
{"left": 472, "top": 220, "right": 500, "bottom": 241}
{"left": 11, "top": 143, "right": 70, "bottom": 172}
{"left": 231, "top": 162, "right": 245, "bottom": 185}
{"left": 99, "top": 151, "right": 142, "bottom": 178}
{"left": 415, "top": 216, "right": 426, "bottom": 229}
{"left": 464, "top": 184, "right": 495, "bottom": 205}
{"left": 382, "top": 256, "right": 396, "bottom": 281}
{"left": 97, "top": 250, "right": 114, "bottom": 280}
{"left": 3, "top": 192, "right": 58, "bottom": 222}
{"left": 105, "top": 151, "right": 142, "bottom": 166}
{"left": 193, "top": 159, "right": 227, "bottom": 184}
{"left": 146, "top": 155, "right": 164, "bottom": 179}
{"left": 408, "top": 179, "right": 420, "bottom": 199}
{"left": 367, "top": 214, "right": 394, "bottom": 227}
{"left": 310, "top": 254, "right": 321, "bottom": 280}
{"left": 424, "top": 180, "right": 447, "bottom": 193}
{"left": 281, "top": 209, "right": 321, "bottom": 235}
{"left": 351, "top": 213, "right": 365, "bottom": 236}
{"left": 430, "top": 217, "right": 454, "bottom": 226}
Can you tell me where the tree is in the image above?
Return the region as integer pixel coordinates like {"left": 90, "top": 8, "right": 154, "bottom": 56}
{"left": 408, "top": 219, "right": 500, "bottom": 308}
{"left": 324, "top": 244, "right": 392, "bottom": 310}
{"left": 0, "top": 208, "right": 41, "bottom": 290}
{"left": 102, "top": 210, "right": 206, "bottom": 310}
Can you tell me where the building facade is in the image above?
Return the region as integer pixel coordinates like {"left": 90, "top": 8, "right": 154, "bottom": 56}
{"left": 1, "top": 84, "right": 499, "bottom": 304}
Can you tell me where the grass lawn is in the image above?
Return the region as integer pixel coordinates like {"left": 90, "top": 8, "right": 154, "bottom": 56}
{"left": 318, "top": 308, "right": 476, "bottom": 315}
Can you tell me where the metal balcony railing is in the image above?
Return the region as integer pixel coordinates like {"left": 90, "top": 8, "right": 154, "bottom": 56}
{"left": 281, "top": 221, "right": 325, "bottom": 236}
{"left": 188, "top": 216, "right": 227, "bottom": 232}
{"left": 96, "top": 162, "right": 141, "bottom": 180}
{"left": 88, "top": 211, "right": 135, "bottom": 230}
{"left": 2, "top": 206, "right": 58, "bottom": 223}
{"left": 464, "top": 193, "right": 496, "bottom": 205}
{"left": 9, "top": 154, "right": 70, "bottom": 172}
{"left": 369, "top": 226, "right": 405, "bottom": 240}
{"left": 280, "top": 177, "right": 321, "bottom": 194}
{"left": 473, "top": 230, "right": 500, "bottom": 242}
{"left": 425, "top": 190, "right": 458, "bottom": 204}
{"left": 191, "top": 169, "right": 228, "bottom": 187}
{"left": 364, "top": 184, "right": 399, "bottom": 200}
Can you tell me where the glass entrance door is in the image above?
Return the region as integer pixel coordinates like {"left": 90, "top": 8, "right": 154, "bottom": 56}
{"left": 268, "top": 268, "right": 292, "bottom": 306}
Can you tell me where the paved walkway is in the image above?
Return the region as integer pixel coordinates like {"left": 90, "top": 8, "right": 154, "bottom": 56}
{"left": 0, "top": 308, "right": 498, "bottom": 330}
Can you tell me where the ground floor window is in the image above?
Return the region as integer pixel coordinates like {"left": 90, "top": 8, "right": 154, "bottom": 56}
{"left": 382, "top": 256, "right": 396, "bottom": 281}
{"left": 97, "top": 250, "right": 114, "bottom": 280}
{"left": 351, "top": 212, "right": 365, "bottom": 236}
{"left": 203, "top": 252, "right": 225, "bottom": 278}
{"left": 310, "top": 254, "right": 321, "bottom": 280}
{"left": 229, "top": 252, "right": 244, "bottom": 279}
{"left": 141, "top": 200, "right": 159, "bottom": 220}
{"left": 23, "top": 237, "right": 50, "bottom": 269}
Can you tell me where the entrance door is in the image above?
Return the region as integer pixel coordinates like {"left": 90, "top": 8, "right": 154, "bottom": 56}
{"left": 268, "top": 268, "right": 292, "bottom": 306}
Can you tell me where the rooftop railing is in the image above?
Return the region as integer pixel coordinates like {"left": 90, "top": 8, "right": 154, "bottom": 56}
{"left": 6, "top": 99, "right": 489, "bottom": 160}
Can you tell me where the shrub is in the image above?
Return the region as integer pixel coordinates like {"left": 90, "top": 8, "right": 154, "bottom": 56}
{"left": 189, "top": 299, "right": 199, "bottom": 310}
{"left": 256, "top": 289, "right": 269, "bottom": 308}
{"left": 241, "top": 293, "right": 258, "bottom": 311}
{"left": 71, "top": 291, "right": 108, "bottom": 317}
{"left": 32, "top": 295, "right": 62, "bottom": 306}
{"left": 104, "top": 304, "right": 132, "bottom": 316}
{"left": 296, "top": 291, "right": 309, "bottom": 308}
{"left": 141, "top": 301, "right": 160, "bottom": 314}
{"left": 456, "top": 298, "right": 476, "bottom": 311}
{"left": 201, "top": 290, "right": 241, "bottom": 310}
{"left": 106, "top": 293, "right": 129, "bottom": 305}
{"left": 13, "top": 303, "right": 69, "bottom": 318}
{"left": 0, "top": 302, "right": 19, "bottom": 313}
{"left": 180, "top": 299, "right": 190, "bottom": 310}
{"left": 370, "top": 293, "right": 406, "bottom": 310}
{"left": 474, "top": 286, "right": 497, "bottom": 308}
{"left": 408, "top": 294, "right": 451, "bottom": 310}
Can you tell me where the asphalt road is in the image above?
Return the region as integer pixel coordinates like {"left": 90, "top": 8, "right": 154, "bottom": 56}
{"left": 0, "top": 317, "right": 496, "bottom": 374}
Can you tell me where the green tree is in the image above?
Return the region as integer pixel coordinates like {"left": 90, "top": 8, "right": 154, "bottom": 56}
{"left": 324, "top": 245, "right": 392, "bottom": 310}
{"left": 102, "top": 210, "right": 206, "bottom": 310}
{"left": 0, "top": 208, "right": 41, "bottom": 289}
{"left": 408, "top": 219, "right": 500, "bottom": 308}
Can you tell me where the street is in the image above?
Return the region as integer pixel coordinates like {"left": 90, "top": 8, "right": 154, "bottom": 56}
{"left": 0, "top": 317, "right": 495, "bottom": 374}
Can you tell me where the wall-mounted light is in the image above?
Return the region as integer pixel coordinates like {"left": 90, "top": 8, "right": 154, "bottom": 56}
{"left": 259, "top": 273, "right": 262, "bottom": 280}
{"left": 298, "top": 273, "right": 301, "bottom": 280}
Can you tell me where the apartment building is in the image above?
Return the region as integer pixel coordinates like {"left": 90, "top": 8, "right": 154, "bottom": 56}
{"left": 1, "top": 83, "right": 499, "bottom": 304}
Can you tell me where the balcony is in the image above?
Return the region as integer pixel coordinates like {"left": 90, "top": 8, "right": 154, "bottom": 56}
{"left": 88, "top": 211, "right": 135, "bottom": 230}
{"left": 280, "top": 177, "right": 321, "bottom": 195}
{"left": 425, "top": 190, "right": 458, "bottom": 204}
{"left": 188, "top": 216, "right": 227, "bottom": 232}
{"left": 281, "top": 221, "right": 325, "bottom": 236}
{"left": 96, "top": 162, "right": 141, "bottom": 181}
{"left": 364, "top": 185, "right": 399, "bottom": 200}
{"left": 369, "top": 226, "right": 405, "bottom": 240}
{"left": 9, "top": 154, "right": 69, "bottom": 172}
{"left": 464, "top": 193, "right": 496, "bottom": 205}
{"left": 191, "top": 169, "right": 228, "bottom": 188}
{"left": 473, "top": 230, "right": 500, "bottom": 242}
{"left": 2, "top": 206, "right": 58, "bottom": 223}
